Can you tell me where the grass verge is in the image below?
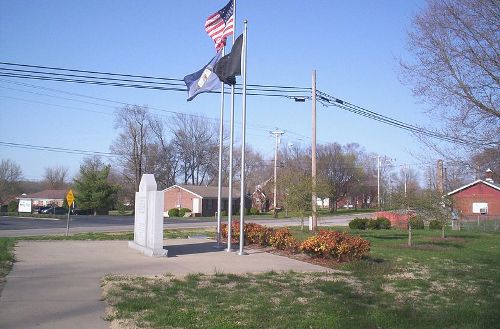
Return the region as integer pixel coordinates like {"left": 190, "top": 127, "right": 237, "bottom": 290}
{"left": 103, "top": 228, "right": 500, "bottom": 329}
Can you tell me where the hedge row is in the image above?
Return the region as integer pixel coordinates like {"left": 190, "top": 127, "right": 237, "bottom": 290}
{"left": 349, "top": 217, "right": 391, "bottom": 230}
{"left": 221, "top": 222, "right": 370, "bottom": 262}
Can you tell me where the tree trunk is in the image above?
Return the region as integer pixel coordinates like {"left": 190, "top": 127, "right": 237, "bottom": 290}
{"left": 408, "top": 223, "right": 412, "bottom": 247}
{"left": 94, "top": 209, "right": 97, "bottom": 216}
{"left": 441, "top": 224, "right": 445, "bottom": 239}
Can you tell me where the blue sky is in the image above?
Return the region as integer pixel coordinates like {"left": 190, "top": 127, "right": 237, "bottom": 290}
{"left": 0, "top": 0, "right": 437, "bottom": 181}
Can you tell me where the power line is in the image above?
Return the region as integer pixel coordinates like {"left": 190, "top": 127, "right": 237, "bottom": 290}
{"left": 2, "top": 61, "right": 484, "bottom": 147}
{"left": 0, "top": 79, "right": 316, "bottom": 140}
{"left": 315, "top": 90, "right": 483, "bottom": 146}
{"left": 0, "top": 141, "right": 116, "bottom": 157}
{"left": 0, "top": 62, "right": 311, "bottom": 97}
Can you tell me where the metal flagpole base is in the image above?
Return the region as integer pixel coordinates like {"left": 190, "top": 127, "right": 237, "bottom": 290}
{"left": 214, "top": 234, "right": 225, "bottom": 249}
{"left": 225, "top": 248, "right": 235, "bottom": 252}
{"left": 237, "top": 251, "right": 248, "bottom": 256}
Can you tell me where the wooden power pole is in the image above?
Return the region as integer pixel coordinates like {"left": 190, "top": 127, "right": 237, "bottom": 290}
{"left": 311, "top": 70, "right": 317, "bottom": 231}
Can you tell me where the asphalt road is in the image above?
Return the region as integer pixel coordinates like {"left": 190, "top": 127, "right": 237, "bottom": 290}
{"left": 0, "top": 213, "right": 367, "bottom": 237}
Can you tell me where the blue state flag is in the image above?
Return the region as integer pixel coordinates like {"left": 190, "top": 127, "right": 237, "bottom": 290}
{"left": 184, "top": 51, "right": 222, "bottom": 101}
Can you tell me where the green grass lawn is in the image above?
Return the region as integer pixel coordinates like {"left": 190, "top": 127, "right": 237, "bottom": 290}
{"left": 102, "top": 228, "right": 500, "bottom": 329}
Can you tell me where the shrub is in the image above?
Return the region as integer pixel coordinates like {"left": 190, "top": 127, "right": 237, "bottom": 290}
{"left": 368, "top": 217, "right": 391, "bottom": 230}
{"left": 168, "top": 208, "right": 179, "bottom": 217}
{"left": 249, "top": 207, "right": 259, "bottom": 215}
{"left": 408, "top": 216, "right": 425, "bottom": 229}
{"left": 220, "top": 210, "right": 228, "bottom": 216}
{"left": 7, "top": 201, "right": 18, "bottom": 213}
{"left": 429, "top": 219, "right": 443, "bottom": 230}
{"left": 221, "top": 222, "right": 241, "bottom": 243}
{"left": 269, "top": 228, "right": 298, "bottom": 251}
{"left": 349, "top": 217, "right": 370, "bottom": 230}
{"left": 300, "top": 230, "right": 370, "bottom": 261}
{"left": 245, "top": 223, "right": 273, "bottom": 246}
{"left": 178, "top": 208, "right": 191, "bottom": 217}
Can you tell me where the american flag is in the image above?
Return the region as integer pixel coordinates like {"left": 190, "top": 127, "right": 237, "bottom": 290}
{"left": 205, "top": 0, "right": 234, "bottom": 51}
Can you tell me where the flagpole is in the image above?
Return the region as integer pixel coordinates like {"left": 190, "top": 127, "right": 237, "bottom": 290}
{"left": 226, "top": 0, "right": 237, "bottom": 253}
{"left": 238, "top": 20, "right": 248, "bottom": 256}
{"left": 216, "top": 47, "right": 225, "bottom": 249}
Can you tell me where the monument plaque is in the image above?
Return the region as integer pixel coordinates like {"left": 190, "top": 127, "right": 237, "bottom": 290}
{"left": 128, "top": 174, "right": 167, "bottom": 257}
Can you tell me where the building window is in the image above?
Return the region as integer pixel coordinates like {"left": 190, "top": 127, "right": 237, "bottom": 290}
{"left": 472, "top": 202, "right": 488, "bottom": 214}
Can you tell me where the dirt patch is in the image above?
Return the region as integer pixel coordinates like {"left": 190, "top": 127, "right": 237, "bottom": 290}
{"left": 399, "top": 243, "right": 446, "bottom": 250}
{"left": 247, "top": 245, "right": 351, "bottom": 271}
{"left": 427, "top": 237, "right": 466, "bottom": 243}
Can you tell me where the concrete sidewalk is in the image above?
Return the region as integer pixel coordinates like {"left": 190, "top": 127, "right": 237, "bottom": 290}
{"left": 0, "top": 239, "right": 331, "bottom": 329}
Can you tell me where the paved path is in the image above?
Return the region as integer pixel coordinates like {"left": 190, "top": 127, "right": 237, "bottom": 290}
{"left": 0, "top": 239, "right": 331, "bottom": 329}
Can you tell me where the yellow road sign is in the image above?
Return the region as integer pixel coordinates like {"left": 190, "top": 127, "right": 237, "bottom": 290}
{"left": 66, "top": 189, "right": 74, "bottom": 206}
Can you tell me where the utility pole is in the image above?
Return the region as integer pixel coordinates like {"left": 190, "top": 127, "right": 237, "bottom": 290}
{"left": 376, "top": 156, "right": 381, "bottom": 210}
{"left": 271, "top": 129, "right": 285, "bottom": 218}
{"left": 375, "top": 155, "right": 392, "bottom": 210}
{"left": 311, "top": 70, "right": 317, "bottom": 231}
{"left": 404, "top": 164, "right": 408, "bottom": 201}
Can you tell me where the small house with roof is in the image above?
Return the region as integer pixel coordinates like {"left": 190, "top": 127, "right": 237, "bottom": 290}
{"left": 163, "top": 184, "right": 250, "bottom": 217}
{"left": 447, "top": 169, "right": 500, "bottom": 218}
{"left": 16, "top": 189, "right": 67, "bottom": 213}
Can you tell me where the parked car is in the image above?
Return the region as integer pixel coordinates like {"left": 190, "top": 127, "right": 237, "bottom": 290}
{"left": 71, "top": 208, "right": 91, "bottom": 215}
{"left": 37, "top": 206, "right": 52, "bottom": 214}
{"left": 40, "top": 206, "right": 67, "bottom": 215}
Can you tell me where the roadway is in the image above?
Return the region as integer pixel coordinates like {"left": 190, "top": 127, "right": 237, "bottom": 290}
{"left": 0, "top": 213, "right": 366, "bottom": 237}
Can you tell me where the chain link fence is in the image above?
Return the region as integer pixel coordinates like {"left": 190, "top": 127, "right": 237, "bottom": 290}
{"left": 456, "top": 215, "right": 500, "bottom": 232}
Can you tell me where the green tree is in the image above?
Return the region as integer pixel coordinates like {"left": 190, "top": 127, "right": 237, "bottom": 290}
{"left": 74, "top": 157, "right": 118, "bottom": 215}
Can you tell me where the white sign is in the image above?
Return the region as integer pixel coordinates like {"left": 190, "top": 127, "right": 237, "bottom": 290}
{"left": 472, "top": 202, "right": 488, "bottom": 214}
{"left": 18, "top": 199, "right": 32, "bottom": 213}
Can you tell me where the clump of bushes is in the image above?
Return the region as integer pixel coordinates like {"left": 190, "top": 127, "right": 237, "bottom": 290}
{"left": 168, "top": 208, "right": 179, "bottom": 217}
{"left": 249, "top": 207, "right": 259, "bottom": 215}
{"left": 7, "top": 201, "right": 18, "bottom": 213}
{"left": 349, "top": 217, "right": 370, "bottom": 230}
{"left": 349, "top": 217, "right": 391, "bottom": 230}
{"left": 167, "top": 208, "right": 191, "bottom": 217}
{"left": 368, "top": 217, "right": 391, "bottom": 230}
{"left": 269, "top": 228, "right": 298, "bottom": 251}
{"left": 299, "top": 230, "right": 370, "bottom": 261}
{"left": 429, "top": 219, "right": 443, "bottom": 230}
{"left": 178, "top": 208, "right": 191, "bottom": 217}
{"left": 408, "top": 216, "right": 425, "bottom": 229}
{"left": 221, "top": 223, "right": 370, "bottom": 262}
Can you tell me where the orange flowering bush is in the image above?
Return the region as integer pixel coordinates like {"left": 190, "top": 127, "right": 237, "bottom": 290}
{"left": 269, "top": 228, "right": 299, "bottom": 251}
{"left": 245, "top": 223, "right": 274, "bottom": 246}
{"left": 299, "top": 230, "right": 370, "bottom": 262}
{"left": 221, "top": 224, "right": 369, "bottom": 261}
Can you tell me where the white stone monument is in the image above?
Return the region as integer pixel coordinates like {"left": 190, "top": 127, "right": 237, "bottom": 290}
{"left": 128, "top": 174, "right": 168, "bottom": 257}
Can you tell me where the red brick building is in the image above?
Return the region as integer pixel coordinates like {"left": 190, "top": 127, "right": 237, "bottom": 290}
{"left": 163, "top": 185, "right": 245, "bottom": 217}
{"left": 447, "top": 179, "right": 500, "bottom": 217}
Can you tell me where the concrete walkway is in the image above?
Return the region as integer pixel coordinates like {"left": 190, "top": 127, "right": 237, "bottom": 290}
{"left": 0, "top": 239, "right": 331, "bottom": 329}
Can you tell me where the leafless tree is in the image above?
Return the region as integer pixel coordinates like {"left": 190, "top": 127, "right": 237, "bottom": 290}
{"left": 149, "top": 116, "right": 179, "bottom": 189}
{"left": 471, "top": 147, "right": 500, "bottom": 181}
{"left": 317, "top": 143, "right": 365, "bottom": 211}
{"left": 401, "top": 0, "right": 500, "bottom": 149}
{"left": 0, "top": 159, "right": 23, "bottom": 204}
{"left": 169, "top": 113, "right": 219, "bottom": 185}
{"left": 43, "top": 165, "right": 68, "bottom": 189}
{"left": 111, "top": 105, "right": 152, "bottom": 193}
{"left": 232, "top": 145, "right": 270, "bottom": 193}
